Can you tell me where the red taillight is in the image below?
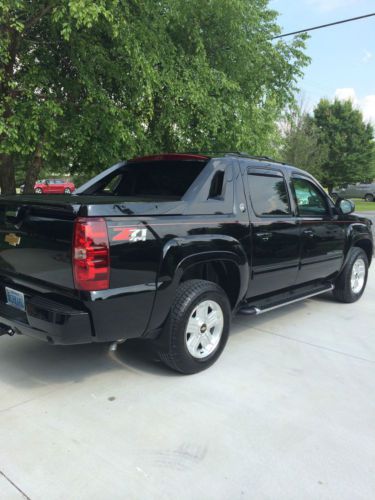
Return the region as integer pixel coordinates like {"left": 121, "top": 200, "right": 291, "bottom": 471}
{"left": 72, "top": 217, "right": 110, "bottom": 291}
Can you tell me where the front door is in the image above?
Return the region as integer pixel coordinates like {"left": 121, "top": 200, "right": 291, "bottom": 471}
{"left": 291, "top": 175, "right": 346, "bottom": 284}
{"left": 245, "top": 167, "right": 300, "bottom": 297}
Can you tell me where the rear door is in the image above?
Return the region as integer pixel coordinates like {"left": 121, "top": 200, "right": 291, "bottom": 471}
{"left": 49, "top": 180, "right": 60, "bottom": 194}
{"left": 245, "top": 167, "right": 300, "bottom": 297}
{"left": 291, "top": 175, "right": 345, "bottom": 284}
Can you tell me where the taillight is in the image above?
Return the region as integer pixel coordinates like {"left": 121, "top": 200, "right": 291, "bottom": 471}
{"left": 72, "top": 217, "right": 110, "bottom": 291}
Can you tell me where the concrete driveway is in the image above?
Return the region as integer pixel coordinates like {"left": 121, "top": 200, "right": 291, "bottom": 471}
{"left": 0, "top": 268, "right": 374, "bottom": 500}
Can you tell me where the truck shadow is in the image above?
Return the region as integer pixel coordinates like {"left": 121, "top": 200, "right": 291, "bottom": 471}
{"left": 0, "top": 296, "right": 329, "bottom": 388}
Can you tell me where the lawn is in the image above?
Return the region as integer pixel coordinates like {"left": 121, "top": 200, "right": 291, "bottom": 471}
{"left": 351, "top": 198, "right": 375, "bottom": 212}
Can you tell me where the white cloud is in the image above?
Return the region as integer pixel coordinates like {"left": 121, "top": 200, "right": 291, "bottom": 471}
{"left": 362, "top": 95, "right": 375, "bottom": 124}
{"left": 335, "top": 88, "right": 375, "bottom": 125}
{"left": 362, "top": 50, "right": 373, "bottom": 63}
{"left": 307, "top": 0, "right": 359, "bottom": 12}
{"left": 335, "top": 87, "right": 357, "bottom": 103}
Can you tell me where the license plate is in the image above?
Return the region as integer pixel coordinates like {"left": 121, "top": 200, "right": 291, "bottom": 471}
{"left": 5, "top": 287, "right": 25, "bottom": 311}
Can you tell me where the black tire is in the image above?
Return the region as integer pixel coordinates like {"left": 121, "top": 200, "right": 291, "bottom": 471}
{"left": 365, "top": 194, "right": 374, "bottom": 202}
{"left": 64, "top": 188, "right": 71, "bottom": 194}
{"left": 156, "top": 280, "right": 231, "bottom": 374}
{"left": 333, "top": 247, "right": 368, "bottom": 303}
{"left": 34, "top": 188, "right": 43, "bottom": 194}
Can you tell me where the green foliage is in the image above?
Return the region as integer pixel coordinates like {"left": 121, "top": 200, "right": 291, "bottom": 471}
{"left": 0, "top": 0, "right": 309, "bottom": 193}
{"left": 314, "top": 99, "right": 375, "bottom": 190}
{"left": 281, "top": 109, "right": 328, "bottom": 179}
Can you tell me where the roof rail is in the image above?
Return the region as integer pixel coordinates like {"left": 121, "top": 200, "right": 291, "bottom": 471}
{"left": 159, "top": 151, "right": 287, "bottom": 165}
{"left": 223, "top": 152, "right": 286, "bottom": 165}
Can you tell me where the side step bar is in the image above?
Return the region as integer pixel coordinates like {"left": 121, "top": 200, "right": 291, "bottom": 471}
{"left": 239, "top": 284, "right": 334, "bottom": 316}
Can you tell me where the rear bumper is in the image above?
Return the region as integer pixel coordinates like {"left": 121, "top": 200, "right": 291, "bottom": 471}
{"left": 0, "top": 274, "right": 156, "bottom": 345}
{"left": 0, "top": 295, "right": 93, "bottom": 345}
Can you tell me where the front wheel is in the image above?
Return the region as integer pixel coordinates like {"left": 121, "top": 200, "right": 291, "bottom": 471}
{"left": 333, "top": 248, "right": 368, "bottom": 303}
{"left": 365, "top": 194, "right": 374, "bottom": 202}
{"left": 64, "top": 188, "right": 71, "bottom": 194}
{"left": 156, "top": 280, "right": 231, "bottom": 374}
{"left": 34, "top": 188, "right": 43, "bottom": 194}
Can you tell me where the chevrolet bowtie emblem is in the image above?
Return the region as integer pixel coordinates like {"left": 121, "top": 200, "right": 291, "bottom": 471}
{"left": 5, "top": 233, "right": 21, "bottom": 247}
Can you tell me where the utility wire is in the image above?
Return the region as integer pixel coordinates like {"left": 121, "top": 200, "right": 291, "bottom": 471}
{"left": 273, "top": 12, "right": 375, "bottom": 39}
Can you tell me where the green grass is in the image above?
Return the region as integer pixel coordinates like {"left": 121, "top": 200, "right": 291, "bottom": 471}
{"left": 351, "top": 198, "right": 375, "bottom": 212}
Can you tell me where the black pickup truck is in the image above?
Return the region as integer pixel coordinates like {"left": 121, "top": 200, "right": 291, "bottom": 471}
{"left": 0, "top": 153, "right": 373, "bottom": 373}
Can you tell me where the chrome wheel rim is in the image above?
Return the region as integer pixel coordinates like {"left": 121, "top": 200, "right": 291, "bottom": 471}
{"left": 185, "top": 300, "right": 224, "bottom": 359}
{"left": 351, "top": 258, "right": 366, "bottom": 294}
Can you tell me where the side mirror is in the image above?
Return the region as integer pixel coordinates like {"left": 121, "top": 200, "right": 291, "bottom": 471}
{"left": 338, "top": 198, "right": 355, "bottom": 215}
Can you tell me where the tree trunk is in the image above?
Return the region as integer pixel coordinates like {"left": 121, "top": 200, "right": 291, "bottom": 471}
{"left": 24, "top": 142, "right": 43, "bottom": 193}
{"left": 327, "top": 183, "right": 334, "bottom": 195}
{"left": 0, "top": 153, "right": 16, "bottom": 195}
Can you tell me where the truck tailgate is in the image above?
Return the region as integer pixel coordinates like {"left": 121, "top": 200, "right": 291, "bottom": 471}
{"left": 0, "top": 197, "right": 77, "bottom": 289}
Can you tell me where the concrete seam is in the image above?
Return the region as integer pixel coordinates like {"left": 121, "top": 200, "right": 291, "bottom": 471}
{"left": 0, "top": 470, "right": 31, "bottom": 500}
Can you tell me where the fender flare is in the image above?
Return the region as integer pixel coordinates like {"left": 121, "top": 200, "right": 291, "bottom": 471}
{"left": 341, "top": 224, "right": 373, "bottom": 270}
{"left": 146, "top": 234, "right": 249, "bottom": 333}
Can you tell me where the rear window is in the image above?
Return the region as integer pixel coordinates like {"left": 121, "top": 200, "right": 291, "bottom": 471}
{"left": 94, "top": 160, "right": 207, "bottom": 200}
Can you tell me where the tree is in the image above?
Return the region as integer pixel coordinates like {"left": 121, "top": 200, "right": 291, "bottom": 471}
{"left": 1, "top": 0, "right": 309, "bottom": 194}
{"left": 313, "top": 99, "right": 375, "bottom": 193}
{"left": 281, "top": 108, "right": 328, "bottom": 179}
{"left": 0, "top": 1, "right": 119, "bottom": 193}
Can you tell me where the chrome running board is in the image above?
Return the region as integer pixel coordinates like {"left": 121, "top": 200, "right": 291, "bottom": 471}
{"left": 239, "top": 284, "right": 334, "bottom": 316}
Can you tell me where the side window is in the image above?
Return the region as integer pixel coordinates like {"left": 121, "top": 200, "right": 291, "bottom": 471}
{"left": 208, "top": 171, "right": 224, "bottom": 199}
{"left": 248, "top": 173, "right": 291, "bottom": 216}
{"left": 292, "top": 177, "right": 329, "bottom": 217}
{"left": 102, "top": 174, "right": 122, "bottom": 194}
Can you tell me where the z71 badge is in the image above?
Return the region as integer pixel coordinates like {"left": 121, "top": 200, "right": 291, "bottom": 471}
{"left": 5, "top": 233, "right": 21, "bottom": 247}
{"left": 111, "top": 227, "right": 148, "bottom": 242}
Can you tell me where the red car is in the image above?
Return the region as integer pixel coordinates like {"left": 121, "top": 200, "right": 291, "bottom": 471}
{"left": 34, "top": 179, "right": 75, "bottom": 194}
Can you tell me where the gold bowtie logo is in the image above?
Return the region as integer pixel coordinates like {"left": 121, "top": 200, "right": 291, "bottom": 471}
{"left": 5, "top": 233, "right": 21, "bottom": 247}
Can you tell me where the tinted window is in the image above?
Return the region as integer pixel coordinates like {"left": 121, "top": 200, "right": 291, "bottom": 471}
{"left": 292, "top": 177, "right": 328, "bottom": 216}
{"left": 248, "top": 173, "right": 291, "bottom": 216}
{"left": 95, "top": 160, "right": 207, "bottom": 200}
{"left": 208, "top": 171, "right": 224, "bottom": 199}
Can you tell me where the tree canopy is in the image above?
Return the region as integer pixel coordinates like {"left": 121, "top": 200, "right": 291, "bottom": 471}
{"left": 281, "top": 108, "right": 328, "bottom": 179}
{"left": 1, "top": 0, "right": 309, "bottom": 194}
{"left": 280, "top": 99, "right": 375, "bottom": 189}
{"left": 313, "top": 99, "right": 375, "bottom": 191}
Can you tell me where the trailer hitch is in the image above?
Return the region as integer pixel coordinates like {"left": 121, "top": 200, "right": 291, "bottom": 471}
{"left": 0, "top": 324, "right": 15, "bottom": 337}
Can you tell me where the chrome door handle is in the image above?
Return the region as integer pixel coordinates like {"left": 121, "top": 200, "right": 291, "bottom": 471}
{"left": 257, "top": 232, "right": 272, "bottom": 241}
{"left": 302, "top": 229, "right": 315, "bottom": 238}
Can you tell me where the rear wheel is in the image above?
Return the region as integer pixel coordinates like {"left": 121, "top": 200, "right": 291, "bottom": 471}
{"left": 34, "top": 188, "right": 43, "bottom": 194}
{"left": 365, "top": 194, "right": 374, "bottom": 202}
{"left": 333, "top": 248, "right": 368, "bottom": 303}
{"left": 156, "top": 280, "right": 231, "bottom": 374}
{"left": 64, "top": 188, "right": 71, "bottom": 194}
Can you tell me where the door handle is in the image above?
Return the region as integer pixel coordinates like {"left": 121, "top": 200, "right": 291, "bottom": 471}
{"left": 302, "top": 228, "right": 315, "bottom": 238}
{"left": 257, "top": 232, "right": 272, "bottom": 241}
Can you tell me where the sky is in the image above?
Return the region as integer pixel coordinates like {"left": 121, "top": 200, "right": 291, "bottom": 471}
{"left": 270, "top": 0, "right": 375, "bottom": 124}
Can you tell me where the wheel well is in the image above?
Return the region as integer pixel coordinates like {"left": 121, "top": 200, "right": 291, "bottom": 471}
{"left": 354, "top": 239, "right": 373, "bottom": 265}
{"left": 181, "top": 260, "right": 241, "bottom": 309}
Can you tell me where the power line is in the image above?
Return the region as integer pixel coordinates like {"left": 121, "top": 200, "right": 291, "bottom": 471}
{"left": 273, "top": 12, "right": 375, "bottom": 39}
